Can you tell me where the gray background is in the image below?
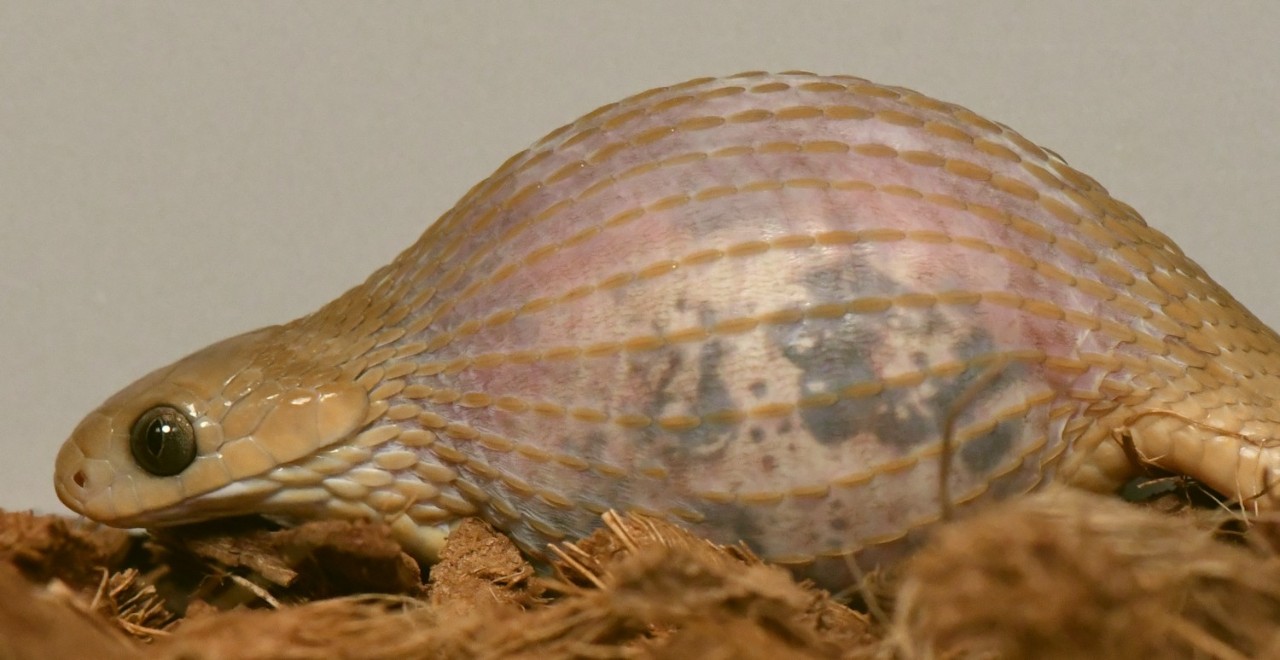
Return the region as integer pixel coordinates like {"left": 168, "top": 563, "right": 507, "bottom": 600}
{"left": 2, "top": 1, "right": 1277, "bottom": 516}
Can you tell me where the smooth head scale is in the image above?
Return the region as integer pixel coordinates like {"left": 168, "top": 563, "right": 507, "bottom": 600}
{"left": 55, "top": 322, "right": 371, "bottom": 526}
{"left": 54, "top": 72, "right": 1280, "bottom": 588}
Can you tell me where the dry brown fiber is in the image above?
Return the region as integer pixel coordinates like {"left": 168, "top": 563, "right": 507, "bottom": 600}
{"left": 2, "top": 488, "right": 1280, "bottom": 659}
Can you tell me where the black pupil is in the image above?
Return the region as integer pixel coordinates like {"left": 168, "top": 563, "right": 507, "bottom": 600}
{"left": 145, "top": 419, "right": 172, "bottom": 457}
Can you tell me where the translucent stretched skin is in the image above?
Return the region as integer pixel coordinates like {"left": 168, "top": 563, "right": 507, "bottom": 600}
{"left": 54, "top": 72, "right": 1280, "bottom": 589}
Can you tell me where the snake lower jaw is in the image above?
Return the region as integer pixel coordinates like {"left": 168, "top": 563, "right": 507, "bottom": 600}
{"left": 78, "top": 477, "right": 285, "bottom": 529}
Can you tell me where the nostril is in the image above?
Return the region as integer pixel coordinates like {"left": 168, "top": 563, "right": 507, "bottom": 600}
{"left": 72, "top": 470, "right": 86, "bottom": 488}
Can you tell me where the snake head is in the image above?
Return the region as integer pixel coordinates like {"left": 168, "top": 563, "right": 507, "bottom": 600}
{"left": 54, "top": 325, "right": 369, "bottom": 528}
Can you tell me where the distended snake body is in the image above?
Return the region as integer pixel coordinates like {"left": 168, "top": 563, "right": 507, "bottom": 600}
{"left": 54, "top": 72, "right": 1280, "bottom": 589}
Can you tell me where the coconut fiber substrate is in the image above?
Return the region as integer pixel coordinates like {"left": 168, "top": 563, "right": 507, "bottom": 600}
{"left": 2, "top": 487, "right": 1280, "bottom": 659}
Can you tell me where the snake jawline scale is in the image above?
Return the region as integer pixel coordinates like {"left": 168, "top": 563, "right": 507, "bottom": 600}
{"left": 53, "top": 72, "right": 1280, "bottom": 590}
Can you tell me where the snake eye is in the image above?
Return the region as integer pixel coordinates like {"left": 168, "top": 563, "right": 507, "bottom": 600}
{"left": 129, "top": 406, "right": 196, "bottom": 476}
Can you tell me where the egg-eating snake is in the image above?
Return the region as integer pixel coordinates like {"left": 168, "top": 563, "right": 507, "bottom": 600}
{"left": 54, "top": 72, "right": 1280, "bottom": 590}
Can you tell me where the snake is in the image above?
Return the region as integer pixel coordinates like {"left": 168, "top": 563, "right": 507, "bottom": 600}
{"left": 53, "top": 71, "right": 1280, "bottom": 590}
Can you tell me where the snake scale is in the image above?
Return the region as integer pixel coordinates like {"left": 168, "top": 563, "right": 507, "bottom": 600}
{"left": 54, "top": 72, "right": 1280, "bottom": 589}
